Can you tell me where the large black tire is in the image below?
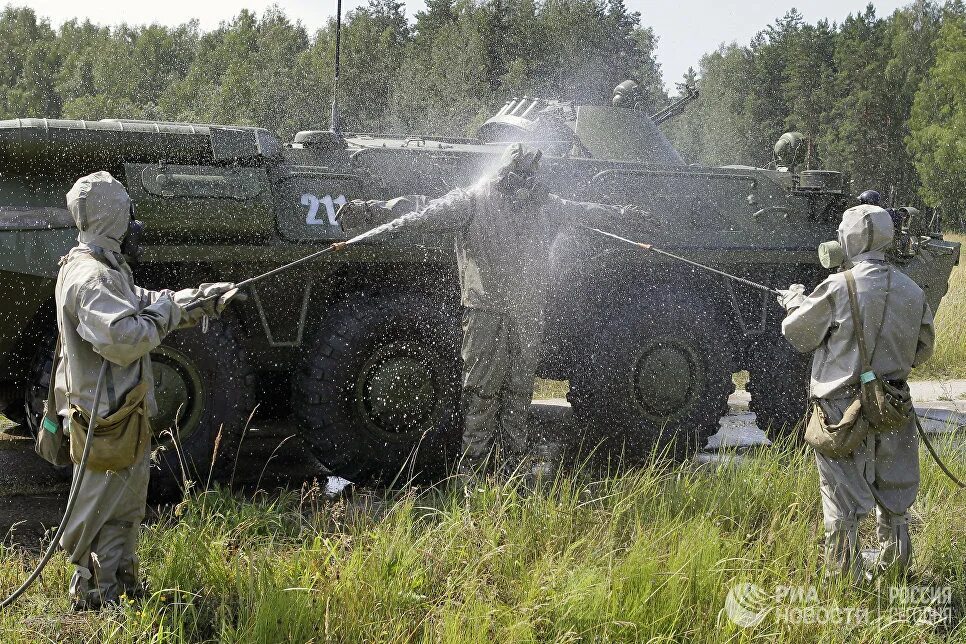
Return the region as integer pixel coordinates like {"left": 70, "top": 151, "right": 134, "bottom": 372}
{"left": 568, "top": 289, "right": 735, "bottom": 462}
{"left": 294, "top": 292, "right": 462, "bottom": 484}
{"left": 148, "top": 317, "right": 256, "bottom": 497}
{"left": 746, "top": 333, "right": 810, "bottom": 439}
{"left": 24, "top": 317, "right": 255, "bottom": 499}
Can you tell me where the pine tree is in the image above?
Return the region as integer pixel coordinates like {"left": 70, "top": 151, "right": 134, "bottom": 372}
{"left": 908, "top": 12, "right": 966, "bottom": 223}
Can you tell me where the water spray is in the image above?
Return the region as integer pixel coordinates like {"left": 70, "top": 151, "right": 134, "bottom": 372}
{"left": 582, "top": 225, "right": 783, "bottom": 296}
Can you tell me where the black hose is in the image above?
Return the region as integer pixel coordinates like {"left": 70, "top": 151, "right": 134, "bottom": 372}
{"left": 915, "top": 413, "right": 966, "bottom": 488}
{"left": 0, "top": 359, "right": 109, "bottom": 609}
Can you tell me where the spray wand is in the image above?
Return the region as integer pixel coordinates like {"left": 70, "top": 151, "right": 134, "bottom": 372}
{"left": 582, "top": 225, "right": 783, "bottom": 296}
{"left": 184, "top": 224, "right": 389, "bottom": 311}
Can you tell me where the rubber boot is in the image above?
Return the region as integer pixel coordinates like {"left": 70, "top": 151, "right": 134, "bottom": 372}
{"left": 823, "top": 519, "right": 864, "bottom": 584}
{"left": 875, "top": 508, "right": 912, "bottom": 577}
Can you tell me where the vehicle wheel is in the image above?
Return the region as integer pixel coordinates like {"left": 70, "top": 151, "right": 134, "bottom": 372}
{"left": 746, "top": 334, "right": 810, "bottom": 439}
{"left": 148, "top": 317, "right": 255, "bottom": 497}
{"left": 569, "top": 289, "right": 734, "bottom": 462}
{"left": 294, "top": 292, "right": 462, "bottom": 485}
{"left": 24, "top": 317, "right": 255, "bottom": 499}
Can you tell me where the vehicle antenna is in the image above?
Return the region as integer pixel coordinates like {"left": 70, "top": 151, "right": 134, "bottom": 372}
{"left": 330, "top": 0, "right": 343, "bottom": 134}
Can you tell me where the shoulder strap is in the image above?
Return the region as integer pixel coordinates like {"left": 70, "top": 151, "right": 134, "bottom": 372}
{"left": 843, "top": 270, "right": 871, "bottom": 371}
{"left": 868, "top": 268, "right": 892, "bottom": 365}
{"left": 40, "top": 336, "right": 63, "bottom": 434}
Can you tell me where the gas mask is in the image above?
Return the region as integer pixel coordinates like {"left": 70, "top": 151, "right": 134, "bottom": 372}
{"left": 121, "top": 203, "right": 145, "bottom": 261}
{"left": 496, "top": 171, "right": 549, "bottom": 204}
{"left": 817, "top": 240, "right": 846, "bottom": 269}
{"left": 494, "top": 146, "right": 548, "bottom": 205}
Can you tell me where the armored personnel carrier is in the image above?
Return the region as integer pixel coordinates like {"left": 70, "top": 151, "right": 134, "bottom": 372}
{"left": 0, "top": 82, "right": 959, "bottom": 487}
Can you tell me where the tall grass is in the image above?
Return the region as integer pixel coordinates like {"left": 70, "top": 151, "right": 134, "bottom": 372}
{"left": 1, "top": 438, "right": 963, "bottom": 642}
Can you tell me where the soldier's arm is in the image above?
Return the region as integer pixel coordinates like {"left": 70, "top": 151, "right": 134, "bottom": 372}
{"left": 547, "top": 194, "right": 654, "bottom": 230}
{"left": 781, "top": 279, "right": 837, "bottom": 354}
{"left": 133, "top": 284, "right": 237, "bottom": 329}
{"left": 337, "top": 195, "right": 430, "bottom": 230}
{"left": 338, "top": 189, "right": 472, "bottom": 234}
{"left": 914, "top": 300, "right": 936, "bottom": 366}
{"left": 133, "top": 284, "right": 172, "bottom": 308}
{"left": 74, "top": 275, "right": 183, "bottom": 366}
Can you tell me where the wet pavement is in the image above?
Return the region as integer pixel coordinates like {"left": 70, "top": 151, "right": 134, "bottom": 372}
{"left": 1, "top": 381, "right": 964, "bottom": 542}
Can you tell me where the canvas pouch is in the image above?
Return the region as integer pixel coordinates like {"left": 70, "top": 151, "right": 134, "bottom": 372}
{"left": 68, "top": 380, "right": 151, "bottom": 472}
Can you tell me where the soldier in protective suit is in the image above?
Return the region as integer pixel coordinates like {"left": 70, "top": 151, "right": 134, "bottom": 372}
{"left": 338, "top": 143, "right": 652, "bottom": 477}
{"left": 55, "top": 171, "right": 242, "bottom": 610}
{"left": 778, "top": 203, "right": 934, "bottom": 581}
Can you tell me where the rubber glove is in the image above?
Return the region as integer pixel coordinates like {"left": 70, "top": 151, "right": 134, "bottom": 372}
{"left": 335, "top": 200, "right": 372, "bottom": 232}
{"left": 777, "top": 283, "right": 806, "bottom": 311}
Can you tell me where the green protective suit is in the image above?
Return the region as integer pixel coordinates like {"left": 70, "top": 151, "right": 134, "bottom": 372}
{"left": 345, "top": 144, "right": 647, "bottom": 473}
{"left": 781, "top": 204, "right": 935, "bottom": 580}
{"left": 54, "top": 171, "right": 234, "bottom": 608}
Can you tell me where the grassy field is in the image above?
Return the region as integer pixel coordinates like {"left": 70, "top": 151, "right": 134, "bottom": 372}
{"left": 1, "top": 437, "right": 964, "bottom": 642}
{"left": 1, "top": 236, "right": 964, "bottom": 641}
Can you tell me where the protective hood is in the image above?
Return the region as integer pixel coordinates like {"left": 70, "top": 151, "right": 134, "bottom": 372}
{"left": 66, "top": 171, "right": 131, "bottom": 254}
{"left": 494, "top": 142, "right": 542, "bottom": 180}
{"left": 489, "top": 142, "right": 547, "bottom": 206}
{"left": 838, "top": 204, "right": 893, "bottom": 264}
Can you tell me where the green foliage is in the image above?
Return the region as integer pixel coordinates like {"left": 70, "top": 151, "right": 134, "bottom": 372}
{"left": 2, "top": 441, "right": 965, "bottom": 641}
{"left": 908, "top": 9, "right": 966, "bottom": 223}
{"left": 0, "top": 1, "right": 666, "bottom": 141}
{"left": 665, "top": 1, "right": 965, "bottom": 221}
{"left": 0, "top": 7, "right": 60, "bottom": 119}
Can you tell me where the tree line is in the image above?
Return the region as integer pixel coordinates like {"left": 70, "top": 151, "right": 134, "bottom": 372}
{"left": 0, "top": 1, "right": 962, "bottom": 223}
{"left": 665, "top": 0, "right": 966, "bottom": 225}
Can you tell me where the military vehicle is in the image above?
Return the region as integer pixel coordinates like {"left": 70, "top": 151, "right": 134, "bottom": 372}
{"left": 0, "top": 80, "right": 959, "bottom": 488}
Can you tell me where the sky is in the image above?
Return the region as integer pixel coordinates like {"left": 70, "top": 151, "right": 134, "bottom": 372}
{"left": 16, "top": 0, "right": 911, "bottom": 89}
